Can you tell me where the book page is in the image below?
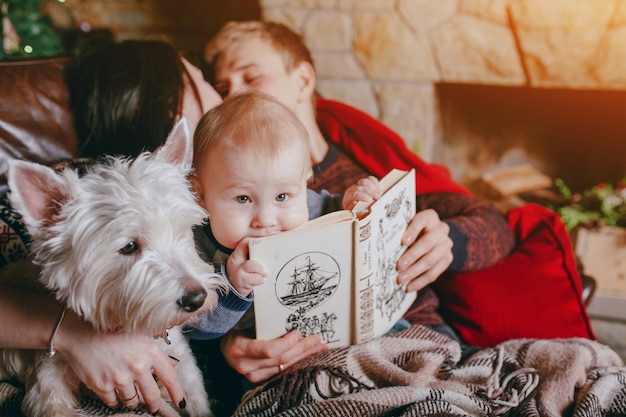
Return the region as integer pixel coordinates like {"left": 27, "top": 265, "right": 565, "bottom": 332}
{"left": 354, "top": 169, "right": 417, "bottom": 343}
{"left": 292, "top": 209, "right": 353, "bottom": 230}
{"left": 250, "top": 218, "right": 354, "bottom": 347}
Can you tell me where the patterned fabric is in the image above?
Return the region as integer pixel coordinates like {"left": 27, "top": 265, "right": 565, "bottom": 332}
{"left": 230, "top": 326, "right": 626, "bottom": 417}
{"left": 0, "top": 193, "right": 30, "bottom": 268}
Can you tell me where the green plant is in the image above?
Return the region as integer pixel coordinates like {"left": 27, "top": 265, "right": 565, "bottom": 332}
{"left": 1, "top": 0, "right": 64, "bottom": 60}
{"left": 554, "top": 177, "right": 626, "bottom": 231}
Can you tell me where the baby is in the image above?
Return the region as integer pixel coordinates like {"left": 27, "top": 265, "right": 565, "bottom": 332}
{"left": 186, "top": 91, "right": 380, "bottom": 339}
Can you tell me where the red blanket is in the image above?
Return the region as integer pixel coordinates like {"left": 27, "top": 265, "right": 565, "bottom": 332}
{"left": 316, "top": 97, "right": 471, "bottom": 197}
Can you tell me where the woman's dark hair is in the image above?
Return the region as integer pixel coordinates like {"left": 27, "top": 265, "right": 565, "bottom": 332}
{"left": 67, "top": 38, "right": 185, "bottom": 159}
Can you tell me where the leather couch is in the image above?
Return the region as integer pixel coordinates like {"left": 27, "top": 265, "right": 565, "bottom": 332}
{"left": 0, "top": 57, "right": 76, "bottom": 191}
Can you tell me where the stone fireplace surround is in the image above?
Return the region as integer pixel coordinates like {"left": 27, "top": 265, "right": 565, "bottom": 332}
{"left": 261, "top": 0, "right": 626, "bottom": 191}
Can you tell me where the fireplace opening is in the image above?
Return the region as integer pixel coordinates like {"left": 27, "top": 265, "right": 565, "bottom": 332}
{"left": 434, "top": 83, "right": 626, "bottom": 192}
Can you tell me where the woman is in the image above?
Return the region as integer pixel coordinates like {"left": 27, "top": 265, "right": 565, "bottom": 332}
{"left": 0, "top": 38, "right": 221, "bottom": 415}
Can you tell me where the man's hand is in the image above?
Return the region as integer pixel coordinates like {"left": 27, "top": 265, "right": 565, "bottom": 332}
{"left": 396, "top": 209, "right": 453, "bottom": 292}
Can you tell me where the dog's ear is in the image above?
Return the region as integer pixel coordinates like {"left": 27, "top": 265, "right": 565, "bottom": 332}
{"left": 7, "top": 160, "right": 69, "bottom": 229}
{"left": 155, "top": 116, "right": 193, "bottom": 167}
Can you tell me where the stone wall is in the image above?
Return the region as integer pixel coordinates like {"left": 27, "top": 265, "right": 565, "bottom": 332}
{"left": 260, "top": 0, "right": 626, "bottom": 187}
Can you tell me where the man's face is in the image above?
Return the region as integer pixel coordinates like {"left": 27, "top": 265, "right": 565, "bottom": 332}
{"left": 213, "top": 37, "right": 302, "bottom": 112}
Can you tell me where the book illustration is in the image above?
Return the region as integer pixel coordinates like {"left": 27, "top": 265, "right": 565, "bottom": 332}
{"left": 278, "top": 254, "right": 339, "bottom": 308}
{"left": 275, "top": 252, "right": 342, "bottom": 343}
{"left": 384, "top": 188, "right": 405, "bottom": 218}
{"left": 286, "top": 307, "right": 338, "bottom": 344}
{"left": 374, "top": 189, "right": 414, "bottom": 321}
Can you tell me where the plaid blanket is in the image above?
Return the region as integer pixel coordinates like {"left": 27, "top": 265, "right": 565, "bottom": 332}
{"left": 1, "top": 326, "right": 625, "bottom": 417}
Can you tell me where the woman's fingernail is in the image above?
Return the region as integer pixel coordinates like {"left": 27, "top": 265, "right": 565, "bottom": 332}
{"left": 168, "top": 355, "right": 180, "bottom": 363}
{"left": 179, "top": 398, "right": 187, "bottom": 409}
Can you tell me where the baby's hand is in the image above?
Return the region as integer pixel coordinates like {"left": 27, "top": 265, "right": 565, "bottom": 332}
{"left": 227, "top": 237, "right": 267, "bottom": 296}
{"left": 342, "top": 175, "right": 381, "bottom": 210}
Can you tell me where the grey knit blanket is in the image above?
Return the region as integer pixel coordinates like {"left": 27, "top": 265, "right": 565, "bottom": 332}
{"left": 1, "top": 326, "right": 625, "bottom": 417}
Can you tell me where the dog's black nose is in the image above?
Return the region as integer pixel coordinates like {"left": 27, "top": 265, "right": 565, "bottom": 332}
{"left": 178, "top": 288, "right": 207, "bottom": 312}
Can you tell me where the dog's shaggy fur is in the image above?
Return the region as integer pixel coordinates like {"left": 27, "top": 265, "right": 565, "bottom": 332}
{"left": 0, "top": 120, "right": 226, "bottom": 417}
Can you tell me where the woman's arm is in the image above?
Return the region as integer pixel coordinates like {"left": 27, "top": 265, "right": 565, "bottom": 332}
{"left": 0, "top": 286, "right": 62, "bottom": 349}
{"left": 0, "top": 285, "right": 185, "bottom": 414}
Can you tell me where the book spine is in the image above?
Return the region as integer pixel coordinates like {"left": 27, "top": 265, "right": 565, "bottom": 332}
{"left": 353, "top": 218, "right": 375, "bottom": 344}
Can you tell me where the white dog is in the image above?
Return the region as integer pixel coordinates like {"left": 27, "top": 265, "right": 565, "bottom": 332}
{"left": 0, "top": 119, "right": 226, "bottom": 417}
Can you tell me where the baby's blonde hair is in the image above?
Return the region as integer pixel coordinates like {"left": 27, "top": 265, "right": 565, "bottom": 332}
{"left": 193, "top": 90, "right": 311, "bottom": 176}
{"left": 205, "top": 20, "right": 314, "bottom": 75}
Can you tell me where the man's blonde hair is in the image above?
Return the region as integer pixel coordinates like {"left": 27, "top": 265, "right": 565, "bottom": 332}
{"left": 193, "top": 90, "right": 311, "bottom": 175}
{"left": 205, "top": 20, "right": 314, "bottom": 74}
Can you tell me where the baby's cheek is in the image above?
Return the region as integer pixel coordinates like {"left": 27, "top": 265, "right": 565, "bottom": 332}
{"left": 283, "top": 207, "right": 309, "bottom": 231}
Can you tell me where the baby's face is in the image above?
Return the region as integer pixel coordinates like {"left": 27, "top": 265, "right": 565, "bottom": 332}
{"left": 192, "top": 144, "right": 310, "bottom": 249}
{"left": 212, "top": 37, "right": 301, "bottom": 112}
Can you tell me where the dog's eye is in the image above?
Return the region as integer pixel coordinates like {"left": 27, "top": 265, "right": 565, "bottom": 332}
{"left": 119, "top": 241, "right": 140, "bottom": 255}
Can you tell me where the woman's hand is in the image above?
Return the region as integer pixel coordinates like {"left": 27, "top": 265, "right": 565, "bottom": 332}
{"left": 56, "top": 311, "right": 184, "bottom": 414}
{"left": 220, "top": 329, "right": 328, "bottom": 383}
{"left": 396, "top": 209, "right": 453, "bottom": 292}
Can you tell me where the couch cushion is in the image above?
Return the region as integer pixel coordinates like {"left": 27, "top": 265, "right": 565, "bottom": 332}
{"left": 433, "top": 203, "right": 595, "bottom": 347}
{"left": 0, "top": 57, "right": 78, "bottom": 188}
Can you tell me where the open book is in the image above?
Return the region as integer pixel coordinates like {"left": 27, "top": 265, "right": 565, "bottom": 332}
{"left": 249, "top": 169, "right": 417, "bottom": 347}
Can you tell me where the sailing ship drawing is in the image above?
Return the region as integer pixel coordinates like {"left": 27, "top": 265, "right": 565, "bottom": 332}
{"left": 278, "top": 254, "right": 339, "bottom": 308}
{"left": 275, "top": 253, "right": 341, "bottom": 343}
